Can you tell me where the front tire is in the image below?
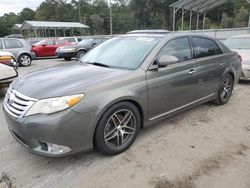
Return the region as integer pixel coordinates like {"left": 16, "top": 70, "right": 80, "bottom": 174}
{"left": 94, "top": 102, "right": 141, "bottom": 155}
{"left": 18, "top": 54, "right": 32, "bottom": 66}
{"left": 214, "top": 74, "right": 234, "bottom": 105}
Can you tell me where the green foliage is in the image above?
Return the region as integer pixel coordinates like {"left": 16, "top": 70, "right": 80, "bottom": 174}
{"left": 0, "top": 0, "right": 250, "bottom": 37}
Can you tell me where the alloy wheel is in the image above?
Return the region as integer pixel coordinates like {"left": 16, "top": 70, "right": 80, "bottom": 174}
{"left": 19, "top": 54, "right": 31, "bottom": 66}
{"left": 104, "top": 109, "right": 136, "bottom": 150}
{"left": 220, "top": 76, "right": 233, "bottom": 101}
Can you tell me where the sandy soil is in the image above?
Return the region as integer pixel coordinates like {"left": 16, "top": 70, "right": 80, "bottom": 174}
{"left": 0, "top": 59, "right": 250, "bottom": 188}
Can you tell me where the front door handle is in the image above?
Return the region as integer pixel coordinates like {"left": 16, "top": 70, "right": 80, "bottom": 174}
{"left": 188, "top": 69, "right": 195, "bottom": 75}
{"left": 220, "top": 62, "right": 225, "bottom": 67}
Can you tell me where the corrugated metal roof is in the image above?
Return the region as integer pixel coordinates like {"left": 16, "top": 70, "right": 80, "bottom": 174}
{"left": 21, "top": 21, "right": 89, "bottom": 30}
{"left": 12, "top": 24, "right": 22, "bottom": 30}
{"left": 170, "top": 0, "right": 227, "bottom": 13}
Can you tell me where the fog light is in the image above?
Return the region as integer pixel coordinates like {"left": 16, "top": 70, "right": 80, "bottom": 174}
{"left": 47, "top": 143, "right": 71, "bottom": 154}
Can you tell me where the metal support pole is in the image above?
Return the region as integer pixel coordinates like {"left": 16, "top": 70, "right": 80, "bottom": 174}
{"left": 109, "top": 0, "right": 113, "bottom": 35}
{"left": 248, "top": 13, "right": 250, "bottom": 33}
{"left": 189, "top": 10, "right": 192, "bottom": 30}
{"left": 63, "top": 29, "right": 66, "bottom": 37}
{"left": 35, "top": 29, "right": 37, "bottom": 38}
{"left": 79, "top": 0, "right": 81, "bottom": 22}
{"left": 28, "top": 29, "right": 30, "bottom": 38}
{"left": 196, "top": 12, "right": 200, "bottom": 30}
{"left": 203, "top": 13, "right": 206, "bottom": 30}
{"left": 54, "top": 29, "right": 57, "bottom": 37}
{"left": 173, "top": 6, "right": 176, "bottom": 31}
{"left": 181, "top": 9, "right": 185, "bottom": 31}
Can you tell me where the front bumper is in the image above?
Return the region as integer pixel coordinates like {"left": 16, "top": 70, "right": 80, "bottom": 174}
{"left": 3, "top": 107, "right": 98, "bottom": 157}
{"left": 56, "top": 51, "right": 76, "bottom": 59}
{"left": 241, "top": 64, "right": 250, "bottom": 79}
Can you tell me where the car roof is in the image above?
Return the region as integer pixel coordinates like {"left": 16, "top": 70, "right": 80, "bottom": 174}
{"left": 127, "top": 30, "right": 170, "bottom": 35}
{"left": 230, "top": 34, "right": 250, "bottom": 38}
{"left": 125, "top": 32, "right": 217, "bottom": 40}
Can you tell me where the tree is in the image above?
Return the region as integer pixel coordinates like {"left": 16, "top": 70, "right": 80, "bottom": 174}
{"left": 221, "top": 13, "right": 233, "bottom": 28}
{"left": 18, "top": 8, "right": 35, "bottom": 22}
{"left": 234, "top": 6, "right": 249, "bottom": 27}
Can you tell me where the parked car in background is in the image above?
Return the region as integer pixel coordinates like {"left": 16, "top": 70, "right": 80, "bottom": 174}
{"left": 56, "top": 37, "right": 108, "bottom": 60}
{"left": 5, "top": 34, "right": 23, "bottom": 39}
{"left": 0, "top": 52, "right": 18, "bottom": 89}
{"left": 32, "top": 38, "right": 73, "bottom": 58}
{"left": 60, "top": 37, "right": 80, "bottom": 44}
{"left": 26, "top": 38, "right": 42, "bottom": 46}
{"left": 3, "top": 32, "right": 241, "bottom": 157}
{"left": 0, "top": 38, "right": 36, "bottom": 66}
{"left": 224, "top": 35, "right": 250, "bottom": 80}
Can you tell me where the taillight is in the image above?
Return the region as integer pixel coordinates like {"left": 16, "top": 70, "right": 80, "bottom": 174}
{"left": 238, "top": 54, "right": 242, "bottom": 64}
{"left": 0, "top": 55, "right": 15, "bottom": 66}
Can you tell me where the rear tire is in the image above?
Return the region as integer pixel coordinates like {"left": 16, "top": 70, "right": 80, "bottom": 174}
{"left": 77, "top": 50, "right": 86, "bottom": 60}
{"left": 94, "top": 102, "right": 140, "bottom": 155}
{"left": 214, "top": 74, "right": 234, "bottom": 105}
{"left": 64, "top": 57, "right": 71, "bottom": 61}
{"left": 18, "top": 54, "right": 32, "bottom": 67}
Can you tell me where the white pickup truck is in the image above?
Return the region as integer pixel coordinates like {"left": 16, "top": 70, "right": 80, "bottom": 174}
{"left": 0, "top": 51, "right": 18, "bottom": 89}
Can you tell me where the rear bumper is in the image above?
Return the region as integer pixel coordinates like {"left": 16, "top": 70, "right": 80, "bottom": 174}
{"left": 241, "top": 64, "right": 250, "bottom": 79}
{"left": 30, "top": 52, "right": 37, "bottom": 60}
{"left": 56, "top": 52, "right": 76, "bottom": 59}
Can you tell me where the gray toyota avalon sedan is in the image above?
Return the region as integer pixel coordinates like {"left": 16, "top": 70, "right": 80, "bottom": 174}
{"left": 3, "top": 32, "right": 242, "bottom": 157}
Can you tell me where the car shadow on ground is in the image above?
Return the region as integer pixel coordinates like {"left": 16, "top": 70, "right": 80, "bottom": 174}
{"left": 0, "top": 88, "right": 7, "bottom": 99}
{"left": 239, "top": 80, "right": 250, "bottom": 85}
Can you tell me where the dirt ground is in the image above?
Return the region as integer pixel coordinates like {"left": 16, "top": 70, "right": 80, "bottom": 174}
{"left": 0, "top": 59, "right": 250, "bottom": 188}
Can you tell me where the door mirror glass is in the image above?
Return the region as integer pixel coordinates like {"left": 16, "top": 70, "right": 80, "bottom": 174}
{"left": 158, "top": 55, "right": 178, "bottom": 67}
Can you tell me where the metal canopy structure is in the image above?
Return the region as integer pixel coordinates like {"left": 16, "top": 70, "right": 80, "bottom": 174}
{"left": 11, "top": 24, "right": 22, "bottom": 30}
{"left": 170, "top": 0, "right": 228, "bottom": 31}
{"left": 20, "top": 21, "right": 89, "bottom": 38}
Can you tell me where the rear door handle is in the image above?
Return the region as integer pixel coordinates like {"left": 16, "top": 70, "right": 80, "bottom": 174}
{"left": 220, "top": 62, "right": 224, "bottom": 67}
{"left": 188, "top": 69, "right": 195, "bottom": 75}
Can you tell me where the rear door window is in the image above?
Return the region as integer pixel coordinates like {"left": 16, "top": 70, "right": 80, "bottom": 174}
{"left": 158, "top": 37, "right": 192, "bottom": 62}
{"left": 3, "top": 39, "right": 23, "bottom": 49}
{"left": 192, "top": 37, "right": 223, "bottom": 58}
{"left": 47, "top": 40, "right": 55, "bottom": 45}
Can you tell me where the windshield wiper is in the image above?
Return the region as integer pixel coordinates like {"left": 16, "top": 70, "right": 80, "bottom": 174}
{"left": 91, "top": 62, "right": 111, "bottom": 68}
{"left": 78, "top": 60, "right": 110, "bottom": 68}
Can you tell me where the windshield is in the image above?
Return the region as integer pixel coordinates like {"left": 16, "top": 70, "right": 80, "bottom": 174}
{"left": 80, "top": 36, "right": 160, "bottom": 69}
{"left": 34, "top": 40, "right": 47, "bottom": 45}
{"left": 224, "top": 38, "right": 250, "bottom": 49}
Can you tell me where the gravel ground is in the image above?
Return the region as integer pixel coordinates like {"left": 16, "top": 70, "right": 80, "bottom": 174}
{"left": 0, "top": 59, "right": 250, "bottom": 188}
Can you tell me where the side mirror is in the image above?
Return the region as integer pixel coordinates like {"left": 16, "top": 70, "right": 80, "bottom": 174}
{"left": 42, "top": 44, "right": 47, "bottom": 47}
{"left": 158, "top": 55, "right": 178, "bottom": 67}
{"left": 92, "top": 43, "right": 97, "bottom": 47}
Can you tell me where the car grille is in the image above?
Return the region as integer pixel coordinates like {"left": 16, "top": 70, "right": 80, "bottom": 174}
{"left": 3, "top": 87, "right": 37, "bottom": 118}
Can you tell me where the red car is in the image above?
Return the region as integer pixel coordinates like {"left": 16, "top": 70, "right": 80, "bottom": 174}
{"left": 32, "top": 39, "right": 73, "bottom": 57}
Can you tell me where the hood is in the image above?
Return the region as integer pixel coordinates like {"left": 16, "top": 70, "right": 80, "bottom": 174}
{"left": 12, "top": 62, "right": 129, "bottom": 99}
{"left": 232, "top": 49, "right": 250, "bottom": 63}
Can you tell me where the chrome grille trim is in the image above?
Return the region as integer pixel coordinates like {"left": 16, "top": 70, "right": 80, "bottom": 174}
{"left": 3, "top": 87, "right": 38, "bottom": 118}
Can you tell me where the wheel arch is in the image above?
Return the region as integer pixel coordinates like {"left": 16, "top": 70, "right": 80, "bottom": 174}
{"left": 92, "top": 98, "right": 145, "bottom": 146}
{"left": 77, "top": 48, "right": 87, "bottom": 53}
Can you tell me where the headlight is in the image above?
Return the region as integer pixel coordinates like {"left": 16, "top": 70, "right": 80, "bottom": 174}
{"left": 25, "top": 94, "right": 84, "bottom": 116}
